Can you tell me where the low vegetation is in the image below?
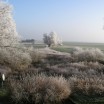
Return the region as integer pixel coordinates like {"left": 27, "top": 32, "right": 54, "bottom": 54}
{"left": 8, "top": 73, "right": 71, "bottom": 104}
{"left": 0, "top": 47, "right": 103, "bottom": 104}
{"left": 0, "top": 47, "right": 32, "bottom": 70}
{"left": 73, "top": 47, "right": 104, "bottom": 62}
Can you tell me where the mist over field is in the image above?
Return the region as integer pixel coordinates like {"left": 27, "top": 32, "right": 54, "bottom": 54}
{"left": 9, "top": 0, "right": 104, "bottom": 43}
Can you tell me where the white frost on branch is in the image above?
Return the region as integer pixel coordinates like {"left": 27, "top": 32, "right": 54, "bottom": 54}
{"left": 0, "top": 1, "right": 32, "bottom": 70}
{"left": 0, "top": 1, "right": 19, "bottom": 47}
{"left": 43, "top": 32, "right": 62, "bottom": 47}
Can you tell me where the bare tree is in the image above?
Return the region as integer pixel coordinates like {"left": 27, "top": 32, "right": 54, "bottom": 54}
{"left": 43, "top": 33, "right": 51, "bottom": 47}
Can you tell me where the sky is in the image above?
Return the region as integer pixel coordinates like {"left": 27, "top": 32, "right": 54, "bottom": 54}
{"left": 8, "top": 0, "right": 104, "bottom": 43}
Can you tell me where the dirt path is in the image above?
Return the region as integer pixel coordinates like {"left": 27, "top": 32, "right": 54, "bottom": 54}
{"left": 37, "top": 48, "right": 71, "bottom": 56}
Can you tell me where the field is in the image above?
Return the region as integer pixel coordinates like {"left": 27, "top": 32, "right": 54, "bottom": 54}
{"left": 23, "top": 42, "right": 104, "bottom": 51}
{"left": 52, "top": 42, "right": 104, "bottom": 53}
{"left": 23, "top": 43, "right": 46, "bottom": 48}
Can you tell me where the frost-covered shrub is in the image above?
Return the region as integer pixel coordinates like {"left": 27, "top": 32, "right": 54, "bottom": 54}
{"left": 45, "top": 61, "right": 104, "bottom": 78}
{"left": 73, "top": 48, "right": 104, "bottom": 62}
{"left": 72, "top": 47, "right": 83, "bottom": 53}
{"left": 0, "top": 47, "right": 32, "bottom": 70}
{"left": 8, "top": 74, "right": 71, "bottom": 104}
{"left": 69, "top": 62, "right": 104, "bottom": 71}
{"left": 29, "top": 47, "right": 46, "bottom": 63}
{"left": 69, "top": 75, "right": 104, "bottom": 95}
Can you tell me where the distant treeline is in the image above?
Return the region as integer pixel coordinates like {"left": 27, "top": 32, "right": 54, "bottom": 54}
{"left": 21, "top": 39, "right": 35, "bottom": 44}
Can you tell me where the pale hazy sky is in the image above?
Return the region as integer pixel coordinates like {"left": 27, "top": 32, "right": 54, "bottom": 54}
{"left": 9, "top": 0, "right": 104, "bottom": 43}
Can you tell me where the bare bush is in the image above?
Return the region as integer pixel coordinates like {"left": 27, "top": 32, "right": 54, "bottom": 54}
{"left": 47, "top": 76, "right": 71, "bottom": 103}
{"left": 44, "top": 61, "right": 104, "bottom": 78}
{"left": 73, "top": 48, "right": 104, "bottom": 62}
{"left": 69, "top": 62, "right": 104, "bottom": 71}
{"left": 29, "top": 47, "right": 46, "bottom": 63}
{"left": 69, "top": 75, "right": 104, "bottom": 95}
{"left": 0, "top": 47, "right": 31, "bottom": 70}
{"left": 8, "top": 73, "right": 71, "bottom": 104}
